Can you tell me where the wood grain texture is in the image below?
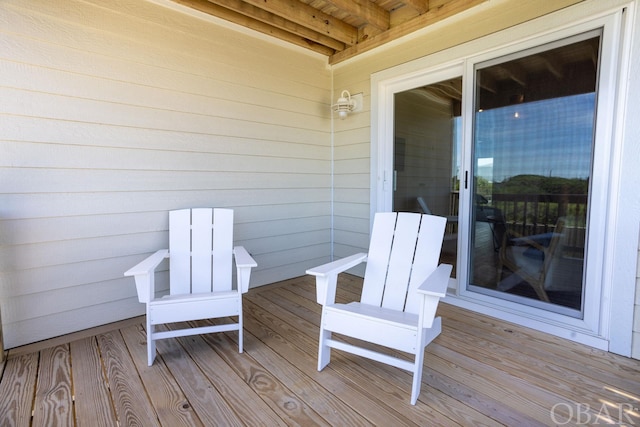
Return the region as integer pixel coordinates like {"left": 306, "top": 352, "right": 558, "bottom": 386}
{"left": 69, "top": 337, "right": 118, "bottom": 427}
{"left": 1, "top": 276, "right": 638, "bottom": 426}
{"left": 197, "top": 325, "right": 326, "bottom": 425}
{"left": 153, "top": 329, "right": 243, "bottom": 426}
{"left": 0, "top": 353, "right": 38, "bottom": 426}
{"left": 32, "top": 345, "right": 73, "bottom": 426}
{"left": 119, "top": 324, "right": 204, "bottom": 426}
{"left": 97, "top": 330, "right": 161, "bottom": 427}
{"left": 171, "top": 323, "right": 287, "bottom": 426}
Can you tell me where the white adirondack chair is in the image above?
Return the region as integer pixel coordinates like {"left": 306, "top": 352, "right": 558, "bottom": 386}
{"left": 306, "top": 212, "right": 452, "bottom": 405}
{"left": 124, "top": 208, "right": 257, "bottom": 366}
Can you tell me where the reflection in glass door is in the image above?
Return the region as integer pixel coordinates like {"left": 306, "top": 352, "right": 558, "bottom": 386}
{"left": 394, "top": 78, "right": 462, "bottom": 276}
{"left": 468, "top": 32, "right": 600, "bottom": 316}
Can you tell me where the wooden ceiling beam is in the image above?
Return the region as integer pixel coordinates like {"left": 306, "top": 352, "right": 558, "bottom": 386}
{"left": 241, "top": 0, "right": 358, "bottom": 45}
{"left": 402, "top": 0, "right": 430, "bottom": 14}
{"left": 329, "top": 0, "right": 488, "bottom": 64}
{"left": 323, "top": 0, "right": 390, "bottom": 31}
{"left": 172, "top": 0, "right": 336, "bottom": 55}
{"left": 358, "top": 24, "right": 384, "bottom": 43}
{"left": 170, "top": 0, "right": 504, "bottom": 63}
{"left": 207, "top": 0, "right": 345, "bottom": 51}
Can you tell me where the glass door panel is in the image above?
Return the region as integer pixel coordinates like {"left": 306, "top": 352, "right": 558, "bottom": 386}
{"left": 394, "top": 78, "right": 462, "bottom": 276}
{"left": 468, "top": 33, "right": 600, "bottom": 316}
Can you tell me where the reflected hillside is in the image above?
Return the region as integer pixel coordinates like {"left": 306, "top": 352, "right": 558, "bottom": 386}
{"left": 493, "top": 174, "right": 589, "bottom": 196}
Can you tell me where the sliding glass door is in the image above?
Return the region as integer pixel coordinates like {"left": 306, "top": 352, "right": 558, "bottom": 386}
{"left": 467, "top": 32, "right": 600, "bottom": 316}
{"left": 375, "top": 12, "right": 621, "bottom": 334}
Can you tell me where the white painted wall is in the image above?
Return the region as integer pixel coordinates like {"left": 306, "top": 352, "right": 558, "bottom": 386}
{"left": 0, "top": 0, "right": 331, "bottom": 348}
{"left": 331, "top": 0, "right": 640, "bottom": 357}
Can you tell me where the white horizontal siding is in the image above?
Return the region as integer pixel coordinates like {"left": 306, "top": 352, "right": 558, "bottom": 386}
{"left": 0, "top": 0, "right": 331, "bottom": 348}
{"left": 331, "top": 102, "right": 371, "bottom": 261}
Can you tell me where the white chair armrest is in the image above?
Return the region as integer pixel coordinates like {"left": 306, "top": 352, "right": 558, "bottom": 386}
{"left": 306, "top": 253, "right": 367, "bottom": 305}
{"left": 125, "top": 249, "right": 168, "bottom": 277}
{"left": 233, "top": 246, "right": 258, "bottom": 268}
{"left": 417, "top": 263, "right": 452, "bottom": 297}
{"left": 124, "top": 249, "right": 169, "bottom": 303}
{"left": 306, "top": 253, "right": 367, "bottom": 277}
{"left": 234, "top": 246, "right": 257, "bottom": 294}
{"left": 416, "top": 264, "right": 452, "bottom": 329}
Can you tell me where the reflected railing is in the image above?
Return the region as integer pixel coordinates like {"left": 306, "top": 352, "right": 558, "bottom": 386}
{"left": 490, "top": 193, "right": 587, "bottom": 256}
{"left": 448, "top": 192, "right": 587, "bottom": 253}
{"left": 467, "top": 192, "right": 587, "bottom": 309}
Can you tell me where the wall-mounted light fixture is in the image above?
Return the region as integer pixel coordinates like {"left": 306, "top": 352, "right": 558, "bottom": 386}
{"left": 332, "top": 90, "right": 362, "bottom": 119}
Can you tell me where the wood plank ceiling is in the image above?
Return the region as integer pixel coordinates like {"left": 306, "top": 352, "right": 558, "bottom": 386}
{"left": 171, "top": 0, "right": 488, "bottom": 64}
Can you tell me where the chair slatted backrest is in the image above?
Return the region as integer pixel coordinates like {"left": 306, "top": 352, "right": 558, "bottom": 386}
{"left": 169, "top": 208, "right": 233, "bottom": 295}
{"left": 361, "top": 212, "right": 445, "bottom": 314}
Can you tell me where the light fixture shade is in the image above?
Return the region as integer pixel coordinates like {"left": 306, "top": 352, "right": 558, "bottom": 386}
{"left": 332, "top": 90, "right": 356, "bottom": 119}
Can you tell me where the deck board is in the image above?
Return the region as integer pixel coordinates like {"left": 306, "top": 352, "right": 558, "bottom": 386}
{"left": 119, "top": 325, "right": 203, "bottom": 426}
{"left": 32, "top": 345, "right": 72, "bottom": 426}
{"left": 99, "top": 329, "right": 162, "bottom": 427}
{"left": 245, "top": 300, "right": 416, "bottom": 425}
{"left": 1, "top": 274, "right": 639, "bottom": 426}
{"left": 69, "top": 337, "right": 118, "bottom": 427}
{"left": 171, "top": 322, "right": 287, "bottom": 427}
{"left": 0, "top": 353, "right": 38, "bottom": 426}
{"left": 153, "top": 328, "right": 242, "bottom": 426}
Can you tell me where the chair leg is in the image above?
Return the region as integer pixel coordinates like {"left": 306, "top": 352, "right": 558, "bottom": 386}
{"left": 147, "top": 321, "right": 156, "bottom": 366}
{"left": 238, "top": 299, "right": 244, "bottom": 354}
{"left": 318, "top": 324, "right": 332, "bottom": 371}
{"left": 410, "top": 347, "right": 425, "bottom": 405}
{"left": 410, "top": 319, "right": 442, "bottom": 404}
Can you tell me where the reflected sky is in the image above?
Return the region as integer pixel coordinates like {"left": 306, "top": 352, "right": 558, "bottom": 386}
{"left": 473, "top": 93, "right": 595, "bottom": 182}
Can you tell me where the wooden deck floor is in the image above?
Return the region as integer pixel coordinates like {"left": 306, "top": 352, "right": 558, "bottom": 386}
{"left": 1, "top": 275, "right": 639, "bottom": 426}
